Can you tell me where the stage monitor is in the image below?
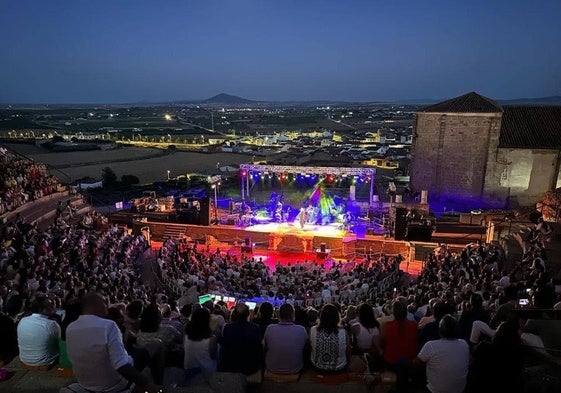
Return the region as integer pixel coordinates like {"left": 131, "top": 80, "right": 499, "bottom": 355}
{"left": 405, "top": 225, "right": 433, "bottom": 242}
{"left": 198, "top": 294, "right": 212, "bottom": 304}
{"left": 225, "top": 297, "right": 236, "bottom": 309}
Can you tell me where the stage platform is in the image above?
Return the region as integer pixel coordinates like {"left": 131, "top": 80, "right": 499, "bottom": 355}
{"left": 131, "top": 219, "right": 410, "bottom": 259}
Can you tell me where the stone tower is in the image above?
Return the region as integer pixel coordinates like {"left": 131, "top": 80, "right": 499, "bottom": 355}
{"left": 409, "top": 92, "right": 503, "bottom": 204}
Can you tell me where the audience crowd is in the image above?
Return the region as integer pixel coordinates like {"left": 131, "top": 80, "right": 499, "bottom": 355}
{"left": 0, "top": 147, "right": 60, "bottom": 214}
{"left": 0, "top": 148, "right": 560, "bottom": 393}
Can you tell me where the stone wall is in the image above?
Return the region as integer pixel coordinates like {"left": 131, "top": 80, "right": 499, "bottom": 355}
{"left": 410, "top": 112, "right": 502, "bottom": 202}
{"left": 484, "top": 148, "right": 561, "bottom": 206}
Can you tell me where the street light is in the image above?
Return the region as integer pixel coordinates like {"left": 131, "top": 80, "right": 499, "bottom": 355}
{"left": 208, "top": 175, "right": 221, "bottom": 224}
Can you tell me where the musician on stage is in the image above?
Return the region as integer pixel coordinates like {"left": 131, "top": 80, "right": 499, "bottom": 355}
{"left": 306, "top": 205, "right": 315, "bottom": 224}
{"left": 284, "top": 206, "right": 292, "bottom": 222}
{"left": 343, "top": 211, "right": 353, "bottom": 231}
{"left": 274, "top": 200, "right": 283, "bottom": 222}
{"left": 238, "top": 201, "right": 252, "bottom": 226}
{"left": 299, "top": 207, "right": 307, "bottom": 229}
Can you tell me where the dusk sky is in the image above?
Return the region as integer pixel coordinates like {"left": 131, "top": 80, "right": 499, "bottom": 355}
{"left": 1, "top": 0, "right": 560, "bottom": 103}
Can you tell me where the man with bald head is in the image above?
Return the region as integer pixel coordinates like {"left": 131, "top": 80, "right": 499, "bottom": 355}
{"left": 219, "top": 302, "right": 262, "bottom": 375}
{"left": 416, "top": 314, "right": 469, "bottom": 393}
{"left": 65, "top": 292, "right": 162, "bottom": 393}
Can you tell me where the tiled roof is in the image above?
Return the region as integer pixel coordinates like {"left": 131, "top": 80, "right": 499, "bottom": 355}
{"left": 418, "top": 92, "right": 503, "bottom": 113}
{"left": 499, "top": 106, "right": 561, "bottom": 149}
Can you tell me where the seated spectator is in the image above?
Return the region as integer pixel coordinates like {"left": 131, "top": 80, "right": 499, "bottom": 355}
{"left": 468, "top": 321, "right": 525, "bottom": 393}
{"left": 137, "top": 303, "right": 183, "bottom": 353}
{"left": 184, "top": 307, "right": 217, "bottom": 382}
{"left": 351, "top": 303, "right": 381, "bottom": 354}
{"left": 416, "top": 315, "right": 469, "bottom": 393}
{"left": 160, "top": 303, "right": 183, "bottom": 333}
{"left": 17, "top": 296, "right": 60, "bottom": 368}
{"left": 458, "top": 293, "right": 490, "bottom": 342}
{"left": 219, "top": 302, "right": 262, "bottom": 375}
{"left": 202, "top": 300, "right": 225, "bottom": 337}
{"left": 522, "top": 285, "right": 561, "bottom": 357}
{"left": 418, "top": 301, "right": 448, "bottom": 348}
{"left": 380, "top": 300, "right": 417, "bottom": 392}
{"left": 489, "top": 285, "right": 518, "bottom": 329}
{"left": 310, "top": 303, "right": 350, "bottom": 373}
{"left": 65, "top": 292, "right": 160, "bottom": 393}
{"left": 124, "top": 299, "right": 143, "bottom": 334}
{"left": 0, "top": 305, "right": 18, "bottom": 366}
{"left": 58, "top": 300, "right": 82, "bottom": 371}
{"left": 253, "top": 301, "right": 278, "bottom": 339}
{"left": 264, "top": 303, "right": 308, "bottom": 375}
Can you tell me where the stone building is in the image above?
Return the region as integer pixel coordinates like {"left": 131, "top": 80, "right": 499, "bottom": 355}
{"left": 409, "top": 92, "right": 561, "bottom": 207}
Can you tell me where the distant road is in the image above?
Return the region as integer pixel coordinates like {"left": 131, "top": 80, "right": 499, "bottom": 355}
{"left": 177, "top": 116, "right": 229, "bottom": 137}
{"left": 326, "top": 115, "right": 355, "bottom": 130}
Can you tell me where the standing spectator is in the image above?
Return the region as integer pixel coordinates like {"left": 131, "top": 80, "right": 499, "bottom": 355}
{"left": 219, "top": 302, "right": 262, "bottom": 375}
{"left": 416, "top": 315, "right": 470, "bottom": 393}
{"left": 264, "top": 303, "right": 308, "bottom": 376}
{"left": 17, "top": 296, "right": 60, "bottom": 368}
{"left": 310, "top": 304, "right": 350, "bottom": 373}
{"left": 184, "top": 307, "right": 217, "bottom": 382}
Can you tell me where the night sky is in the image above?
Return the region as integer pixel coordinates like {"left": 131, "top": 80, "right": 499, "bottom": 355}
{"left": 1, "top": 0, "right": 560, "bottom": 103}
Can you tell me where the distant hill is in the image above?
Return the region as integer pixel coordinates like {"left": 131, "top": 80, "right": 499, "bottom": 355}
{"left": 201, "top": 93, "right": 255, "bottom": 104}
{"left": 500, "top": 96, "right": 561, "bottom": 105}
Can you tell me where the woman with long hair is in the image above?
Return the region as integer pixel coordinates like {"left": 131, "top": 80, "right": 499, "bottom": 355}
{"left": 184, "top": 307, "right": 217, "bottom": 381}
{"left": 137, "top": 303, "right": 183, "bottom": 352}
{"left": 309, "top": 304, "right": 350, "bottom": 373}
{"left": 351, "top": 303, "right": 381, "bottom": 354}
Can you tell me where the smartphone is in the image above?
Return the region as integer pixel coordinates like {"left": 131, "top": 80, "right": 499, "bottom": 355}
{"left": 245, "top": 301, "right": 257, "bottom": 310}
{"left": 518, "top": 298, "right": 529, "bottom": 306}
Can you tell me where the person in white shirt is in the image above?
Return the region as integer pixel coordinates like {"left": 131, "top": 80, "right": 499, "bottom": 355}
{"left": 416, "top": 315, "right": 469, "bottom": 393}
{"left": 17, "top": 296, "right": 60, "bottom": 367}
{"left": 65, "top": 292, "right": 161, "bottom": 393}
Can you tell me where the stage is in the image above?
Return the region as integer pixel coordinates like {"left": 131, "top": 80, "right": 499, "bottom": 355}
{"left": 132, "top": 218, "right": 410, "bottom": 261}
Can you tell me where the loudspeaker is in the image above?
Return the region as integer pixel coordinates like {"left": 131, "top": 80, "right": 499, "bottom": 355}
{"left": 199, "top": 197, "right": 210, "bottom": 226}
{"left": 320, "top": 243, "right": 326, "bottom": 253}
{"left": 245, "top": 237, "right": 251, "bottom": 246}
{"left": 405, "top": 226, "right": 433, "bottom": 242}
{"left": 394, "top": 207, "right": 408, "bottom": 240}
